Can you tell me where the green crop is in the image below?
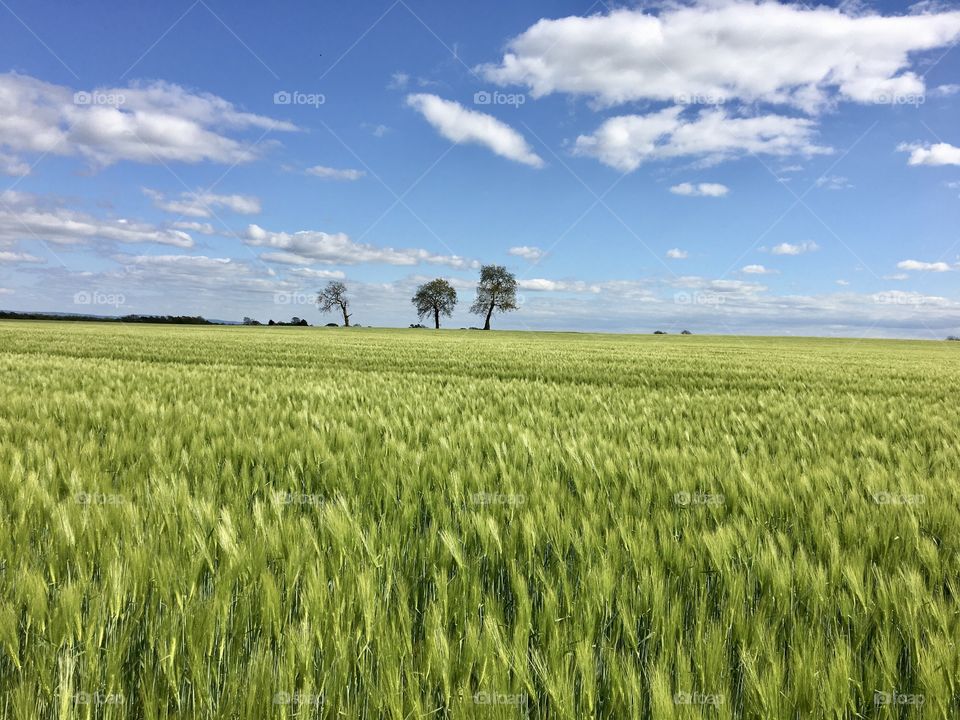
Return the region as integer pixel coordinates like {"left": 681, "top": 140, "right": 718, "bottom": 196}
{"left": 0, "top": 321, "right": 957, "bottom": 719}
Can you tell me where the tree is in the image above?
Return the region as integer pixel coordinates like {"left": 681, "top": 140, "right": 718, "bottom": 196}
{"left": 317, "top": 281, "right": 351, "bottom": 327}
{"left": 412, "top": 278, "right": 458, "bottom": 329}
{"left": 470, "top": 265, "right": 518, "bottom": 330}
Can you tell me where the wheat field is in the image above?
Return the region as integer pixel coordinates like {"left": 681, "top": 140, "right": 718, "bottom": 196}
{"left": 0, "top": 321, "right": 957, "bottom": 719}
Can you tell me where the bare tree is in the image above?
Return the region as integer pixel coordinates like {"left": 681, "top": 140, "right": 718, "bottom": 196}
{"left": 317, "top": 281, "right": 351, "bottom": 327}
{"left": 470, "top": 265, "right": 518, "bottom": 330}
{"left": 412, "top": 278, "right": 457, "bottom": 329}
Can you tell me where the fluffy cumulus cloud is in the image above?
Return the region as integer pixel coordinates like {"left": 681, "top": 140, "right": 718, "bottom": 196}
{"left": 406, "top": 94, "right": 543, "bottom": 168}
{"left": 742, "top": 264, "right": 778, "bottom": 275}
{"left": 897, "top": 259, "right": 953, "bottom": 272}
{"left": 243, "top": 224, "right": 478, "bottom": 269}
{"left": 574, "top": 107, "right": 830, "bottom": 172}
{"left": 508, "top": 245, "right": 546, "bottom": 261}
{"left": 0, "top": 191, "right": 193, "bottom": 248}
{"left": 143, "top": 188, "right": 261, "bottom": 218}
{"left": 666, "top": 248, "right": 688, "bottom": 259}
{"left": 771, "top": 241, "right": 819, "bottom": 255}
{"left": 0, "top": 73, "right": 296, "bottom": 170}
{"left": 306, "top": 165, "right": 365, "bottom": 180}
{"left": 479, "top": 1, "right": 960, "bottom": 112}
{"left": 898, "top": 142, "right": 960, "bottom": 166}
{"left": 670, "top": 182, "right": 729, "bottom": 197}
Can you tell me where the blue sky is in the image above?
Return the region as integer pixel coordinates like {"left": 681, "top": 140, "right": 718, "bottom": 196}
{"left": 1, "top": 0, "right": 959, "bottom": 336}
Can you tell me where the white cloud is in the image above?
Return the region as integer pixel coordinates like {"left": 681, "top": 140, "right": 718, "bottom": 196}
{"left": 143, "top": 188, "right": 261, "bottom": 218}
{"left": 244, "top": 223, "right": 478, "bottom": 269}
{"left": 0, "top": 193, "right": 193, "bottom": 248}
{"left": 670, "top": 182, "right": 729, "bottom": 197}
{"left": 388, "top": 72, "right": 410, "bottom": 90}
{"left": 406, "top": 93, "right": 543, "bottom": 168}
{"left": 815, "top": 175, "right": 852, "bottom": 190}
{"left": 932, "top": 83, "right": 960, "bottom": 96}
{"left": 742, "top": 264, "right": 777, "bottom": 275}
{"left": 519, "top": 278, "right": 601, "bottom": 292}
{"left": 0, "top": 250, "right": 44, "bottom": 264}
{"left": 108, "top": 253, "right": 284, "bottom": 296}
{"left": 666, "top": 248, "right": 688, "bottom": 259}
{"left": 289, "top": 268, "right": 346, "bottom": 280}
{"left": 172, "top": 221, "right": 216, "bottom": 235}
{"left": 897, "top": 259, "right": 952, "bottom": 271}
{"left": 836, "top": 279, "right": 850, "bottom": 286}
{"left": 0, "top": 73, "right": 296, "bottom": 168}
{"left": 508, "top": 245, "right": 546, "bottom": 261}
{"left": 882, "top": 273, "right": 909, "bottom": 280}
{"left": 0, "top": 152, "right": 30, "bottom": 177}
{"left": 673, "top": 276, "right": 769, "bottom": 295}
{"left": 575, "top": 107, "right": 829, "bottom": 172}
{"left": 771, "top": 241, "right": 819, "bottom": 255}
{"left": 898, "top": 142, "right": 960, "bottom": 166}
{"left": 479, "top": 2, "right": 960, "bottom": 112}
{"left": 306, "top": 165, "right": 365, "bottom": 181}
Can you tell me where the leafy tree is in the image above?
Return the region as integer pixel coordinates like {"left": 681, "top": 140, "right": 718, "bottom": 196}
{"left": 470, "top": 265, "right": 518, "bottom": 330}
{"left": 317, "top": 281, "right": 351, "bottom": 327}
{"left": 412, "top": 278, "right": 458, "bottom": 329}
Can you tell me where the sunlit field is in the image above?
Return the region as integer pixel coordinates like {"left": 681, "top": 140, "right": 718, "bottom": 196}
{"left": 1, "top": 321, "right": 958, "bottom": 719}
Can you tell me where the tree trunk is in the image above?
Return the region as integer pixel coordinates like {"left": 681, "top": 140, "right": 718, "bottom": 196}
{"left": 483, "top": 301, "right": 494, "bottom": 330}
{"left": 341, "top": 303, "right": 350, "bottom": 327}
{"left": 434, "top": 307, "right": 440, "bottom": 329}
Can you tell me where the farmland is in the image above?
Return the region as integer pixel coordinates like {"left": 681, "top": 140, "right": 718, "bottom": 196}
{"left": 0, "top": 321, "right": 958, "bottom": 719}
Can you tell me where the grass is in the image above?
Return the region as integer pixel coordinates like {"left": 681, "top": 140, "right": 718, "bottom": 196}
{"left": 0, "top": 321, "right": 958, "bottom": 719}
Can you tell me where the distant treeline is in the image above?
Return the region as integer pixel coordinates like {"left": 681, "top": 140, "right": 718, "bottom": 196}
{"left": 0, "top": 311, "right": 214, "bottom": 325}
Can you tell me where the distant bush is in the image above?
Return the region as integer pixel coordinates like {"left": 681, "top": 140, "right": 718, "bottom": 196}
{"left": 325, "top": 322, "right": 339, "bottom": 327}
{"left": 948, "top": 336, "right": 960, "bottom": 341}
{"left": 653, "top": 330, "right": 667, "bottom": 335}
{"left": 681, "top": 330, "right": 692, "bottom": 335}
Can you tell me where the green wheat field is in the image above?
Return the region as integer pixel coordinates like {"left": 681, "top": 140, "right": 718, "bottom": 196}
{"left": 1, "top": 321, "right": 958, "bottom": 719}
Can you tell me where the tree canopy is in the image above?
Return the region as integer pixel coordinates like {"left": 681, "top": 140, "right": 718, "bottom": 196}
{"left": 412, "top": 278, "right": 458, "bottom": 329}
{"left": 470, "top": 265, "right": 519, "bottom": 330}
{"left": 317, "top": 281, "right": 352, "bottom": 327}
